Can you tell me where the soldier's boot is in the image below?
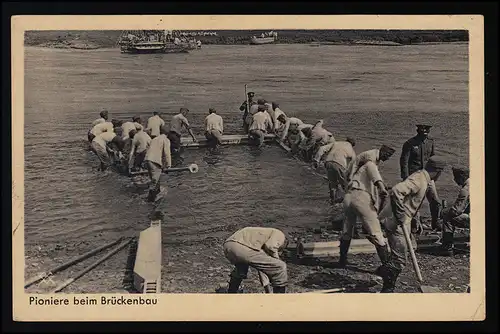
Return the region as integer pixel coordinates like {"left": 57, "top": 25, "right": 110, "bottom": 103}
{"left": 437, "top": 232, "right": 455, "bottom": 257}
{"left": 227, "top": 277, "right": 243, "bottom": 293}
{"left": 273, "top": 286, "right": 286, "bottom": 294}
{"left": 337, "top": 239, "right": 352, "bottom": 268}
{"left": 375, "top": 244, "right": 391, "bottom": 267}
{"left": 376, "top": 264, "right": 402, "bottom": 293}
{"left": 430, "top": 202, "right": 442, "bottom": 231}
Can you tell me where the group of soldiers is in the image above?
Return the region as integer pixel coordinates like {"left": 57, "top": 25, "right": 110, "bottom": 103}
{"left": 221, "top": 91, "right": 470, "bottom": 294}
{"left": 86, "top": 91, "right": 470, "bottom": 294}
{"left": 87, "top": 108, "right": 202, "bottom": 202}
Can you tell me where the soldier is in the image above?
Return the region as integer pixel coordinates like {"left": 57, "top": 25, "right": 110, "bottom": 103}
{"left": 223, "top": 227, "right": 289, "bottom": 293}
{"left": 239, "top": 91, "right": 255, "bottom": 133}
{"left": 400, "top": 124, "right": 441, "bottom": 231}
{"left": 438, "top": 166, "right": 470, "bottom": 256}
{"left": 378, "top": 156, "right": 447, "bottom": 292}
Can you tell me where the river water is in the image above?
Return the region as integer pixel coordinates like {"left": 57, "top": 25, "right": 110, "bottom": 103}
{"left": 24, "top": 43, "right": 468, "bottom": 247}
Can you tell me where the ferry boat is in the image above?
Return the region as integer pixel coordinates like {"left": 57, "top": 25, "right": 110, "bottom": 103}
{"left": 117, "top": 30, "right": 200, "bottom": 54}
{"left": 250, "top": 31, "right": 278, "bottom": 45}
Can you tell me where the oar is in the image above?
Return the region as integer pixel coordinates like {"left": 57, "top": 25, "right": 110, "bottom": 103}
{"left": 24, "top": 237, "right": 124, "bottom": 288}
{"left": 51, "top": 238, "right": 134, "bottom": 293}
{"left": 129, "top": 163, "right": 199, "bottom": 176}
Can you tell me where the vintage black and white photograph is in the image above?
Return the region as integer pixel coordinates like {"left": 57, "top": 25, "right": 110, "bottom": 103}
{"left": 12, "top": 15, "right": 485, "bottom": 321}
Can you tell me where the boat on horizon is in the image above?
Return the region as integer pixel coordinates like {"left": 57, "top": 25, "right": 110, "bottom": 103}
{"left": 250, "top": 31, "right": 278, "bottom": 45}
{"left": 117, "top": 30, "right": 201, "bottom": 54}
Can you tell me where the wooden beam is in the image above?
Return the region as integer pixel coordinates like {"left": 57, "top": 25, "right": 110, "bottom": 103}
{"left": 133, "top": 218, "right": 162, "bottom": 293}
{"left": 181, "top": 134, "right": 276, "bottom": 148}
{"left": 296, "top": 234, "right": 469, "bottom": 258}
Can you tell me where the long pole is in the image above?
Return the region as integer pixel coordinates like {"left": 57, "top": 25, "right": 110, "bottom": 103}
{"left": 24, "top": 237, "right": 124, "bottom": 288}
{"left": 50, "top": 238, "right": 133, "bottom": 293}
{"left": 129, "top": 164, "right": 199, "bottom": 176}
{"left": 244, "top": 84, "right": 250, "bottom": 132}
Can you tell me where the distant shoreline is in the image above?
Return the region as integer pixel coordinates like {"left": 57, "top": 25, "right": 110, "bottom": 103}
{"left": 24, "top": 30, "right": 469, "bottom": 50}
{"left": 25, "top": 40, "right": 469, "bottom": 51}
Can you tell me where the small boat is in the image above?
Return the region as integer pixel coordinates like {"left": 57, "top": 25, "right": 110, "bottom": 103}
{"left": 249, "top": 31, "right": 278, "bottom": 45}
{"left": 117, "top": 30, "right": 190, "bottom": 54}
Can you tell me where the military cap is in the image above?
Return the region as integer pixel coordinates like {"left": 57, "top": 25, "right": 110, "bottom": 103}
{"left": 257, "top": 99, "right": 265, "bottom": 105}
{"left": 128, "top": 129, "right": 138, "bottom": 138}
{"left": 379, "top": 144, "right": 396, "bottom": 156}
{"left": 100, "top": 110, "right": 109, "bottom": 118}
{"left": 257, "top": 105, "right": 266, "bottom": 112}
{"left": 209, "top": 107, "right": 216, "bottom": 113}
{"left": 416, "top": 124, "right": 432, "bottom": 130}
{"left": 425, "top": 156, "right": 447, "bottom": 170}
{"left": 247, "top": 91, "right": 255, "bottom": 97}
{"left": 452, "top": 166, "right": 470, "bottom": 178}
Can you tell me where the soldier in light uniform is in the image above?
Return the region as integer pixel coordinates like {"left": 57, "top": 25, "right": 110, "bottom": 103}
{"left": 239, "top": 91, "right": 255, "bottom": 133}
{"left": 438, "top": 166, "right": 470, "bottom": 256}
{"left": 377, "top": 156, "right": 447, "bottom": 292}
{"left": 400, "top": 124, "right": 441, "bottom": 231}
{"left": 223, "top": 227, "right": 289, "bottom": 294}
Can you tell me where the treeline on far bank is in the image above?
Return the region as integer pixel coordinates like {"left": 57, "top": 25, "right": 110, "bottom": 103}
{"left": 198, "top": 30, "right": 469, "bottom": 45}
{"left": 24, "top": 30, "right": 468, "bottom": 48}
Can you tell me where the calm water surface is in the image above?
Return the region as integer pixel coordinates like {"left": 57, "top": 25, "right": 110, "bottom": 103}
{"left": 24, "top": 43, "right": 469, "bottom": 245}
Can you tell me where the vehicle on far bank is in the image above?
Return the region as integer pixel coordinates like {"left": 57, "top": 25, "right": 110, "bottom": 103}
{"left": 250, "top": 31, "right": 278, "bottom": 45}
{"left": 117, "top": 30, "right": 201, "bottom": 54}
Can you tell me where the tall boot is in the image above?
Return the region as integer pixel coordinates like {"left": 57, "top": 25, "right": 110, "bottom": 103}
{"left": 377, "top": 264, "right": 401, "bottom": 293}
{"left": 438, "top": 232, "right": 454, "bottom": 257}
{"left": 338, "top": 239, "right": 351, "bottom": 267}
{"left": 375, "top": 244, "right": 391, "bottom": 266}
{"left": 430, "top": 201, "right": 441, "bottom": 230}
{"left": 227, "top": 277, "right": 243, "bottom": 293}
{"left": 273, "top": 286, "right": 286, "bottom": 293}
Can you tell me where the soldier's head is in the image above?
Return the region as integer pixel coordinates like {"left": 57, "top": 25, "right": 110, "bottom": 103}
{"left": 128, "top": 129, "right": 137, "bottom": 139}
{"left": 424, "top": 156, "right": 447, "bottom": 181}
{"left": 133, "top": 116, "right": 142, "bottom": 124}
{"left": 160, "top": 125, "right": 169, "bottom": 136}
{"left": 247, "top": 92, "right": 255, "bottom": 101}
{"left": 452, "top": 166, "right": 469, "bottom": 186}
{"left": 346, "top": 137, "right": 356, "bottom": 147}
{"left": 379, "top": 145, "right": 396, "bottom": 162}
{"left": 416, "top": 124, "right": 432, "bottom": 139}
{"left": 111, "top": 119, "right": 123, "bottom": 128}
{"left": 257, "top": 99, "right": 265, "bottom": 105}
{"left": 257, "top": 105, "right": 266, "bottom": 113}
{"left": 301, "top": 127, "right": 312, "bottom": 138}
{"left": 100, "top": 110, "right": 109, "bottom": 120}
{"left": 272, "top": 102, "right": 279, "bottom": 111}
{"left": 277, "top": 114, "right": 287, "bottom": 124}
{"left": 153, "top": 111, "right": 160, "bottom": 116}
{"left": 180, "top": 107, "right": 189, "bottom": 116}
{"left": 208, "top": 107, "right": 216, "bottom": 114}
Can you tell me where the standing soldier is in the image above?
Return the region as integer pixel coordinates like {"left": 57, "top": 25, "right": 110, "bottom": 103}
{"left": 239, "top": 91, "right": 255, "bottom": 133}
{"left": 313, "top": 137, "right": 357, "bottom": 203}
{"left": 145, "top": 111, "right": 165, "bottom": 139}
{"left": 400, "top": 124, "right": 441, "bottom": 231}
{"left": 378, "top": 156, "right": 447, "bottom": 292}
{"left": 438, "top": 166, "right": 470, "bottom": 256}
{"left": 204, "top": 107, "right": 224, "bottom": 150}
{"left": 336, "top": 149, "right": 393, "bottom": 269}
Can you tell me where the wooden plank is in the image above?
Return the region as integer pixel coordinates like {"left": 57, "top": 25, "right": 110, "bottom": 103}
{"left": 181, "top": 134, "right": 276, "bottom": 148}
{"left": 296, "top": 234, "right": 469, "bottom": 258}
{"left": 133, "top": 219, "right": 162, "bottom": 293}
